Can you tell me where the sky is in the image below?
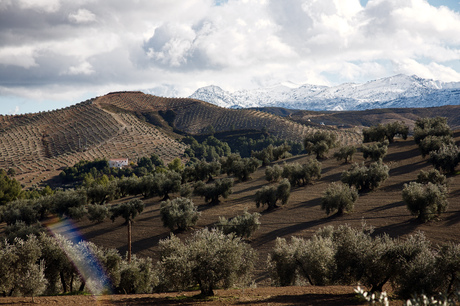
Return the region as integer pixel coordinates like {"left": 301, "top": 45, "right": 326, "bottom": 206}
{"left": 0, "top": 0, "right": 460, "bottom": 115}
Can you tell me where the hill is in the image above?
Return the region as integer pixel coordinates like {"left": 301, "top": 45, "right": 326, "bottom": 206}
{"left": 57, "top": 133, "right": 460, "bottom": 288}
{"left": 0, "top": 92, "right": 360, "bottom": 188}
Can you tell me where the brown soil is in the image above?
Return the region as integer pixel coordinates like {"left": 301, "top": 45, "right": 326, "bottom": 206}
{"left": 0, "top": 286, "right": 404, "bottom": 305}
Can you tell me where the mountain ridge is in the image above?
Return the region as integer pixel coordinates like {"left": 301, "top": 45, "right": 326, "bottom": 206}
{"left": 189, "top": 74, "right": 460, "bottom": 111}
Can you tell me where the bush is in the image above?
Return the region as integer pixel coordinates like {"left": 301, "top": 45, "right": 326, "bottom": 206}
{"left": 216, "top": 209, "right": 261, "bottom": 238}
{"left": 402, "top": 182, "right": 448, "bottom": 222}
{"left": 255, "top": 178, "right": 290, "bottom": 210}
{"left": 333, "top": 145, "right": 357, "bottom": 163}
{"left": 160, "top": 197, "right": 200, "bottom": 231}
{"left": 362, "top": 141, "right": 388, "bottom": 161}
{"left": 416, "top": 169, "right": 447, "bottom": 185}
{"left": 304, "top": 131, "right": 337, "bottom": 159}
{"left": 265, "top": 164, "right": 283, "bottom": 182}
{"left": 429, "top": 144, "right": 460, "bottom": 174}
{"left": 321, "top": 182, "right": 358, "bottom": 216}
{"left": 194, "top": 178, "right": 233, "bottom": 205}
{"left": 159, "top": 228, "right": 256, "bottom": 296}
{"left": 281, "top": 159, "right": 321, "bottom": 187}
{"left": 341, "top": 161, "right": 389, "bottom": 191}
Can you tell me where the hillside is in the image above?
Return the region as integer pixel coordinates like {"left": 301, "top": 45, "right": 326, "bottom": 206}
{"left": 58, "top": 133, "right": 460, "bottom": 288}
{"left": 0, "top": 92, "right": 360, "bottom": 188}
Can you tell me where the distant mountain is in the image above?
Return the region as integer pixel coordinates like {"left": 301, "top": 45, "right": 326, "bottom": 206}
{"left": 189, "top": 74, "right": 460, "bottom": 111}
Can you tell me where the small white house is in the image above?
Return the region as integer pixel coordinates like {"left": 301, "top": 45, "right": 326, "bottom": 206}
{"left": 109, "top": 158, "right": 129, "bottom": 169}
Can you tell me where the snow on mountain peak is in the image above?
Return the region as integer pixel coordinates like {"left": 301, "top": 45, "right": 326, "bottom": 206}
{"left": 189, "top": 74, "right": 460, "bottom": 111}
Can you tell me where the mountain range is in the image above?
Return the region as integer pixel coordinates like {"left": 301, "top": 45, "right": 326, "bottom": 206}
{"left": 189, "top": 74, "right": 460, "bottom": 111}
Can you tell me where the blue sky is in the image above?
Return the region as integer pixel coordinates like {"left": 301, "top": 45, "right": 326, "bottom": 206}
{"left": 1, "top": 0, "right": 460, "bottom": 114}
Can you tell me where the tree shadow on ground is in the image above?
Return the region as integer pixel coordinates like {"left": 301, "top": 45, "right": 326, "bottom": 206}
{"left": 366, "top": 201, "right": 406, "bottom": 213}
{"left": 372, "top": 218, "right": 421, "bottom": 238}
{"left": 236, "top": 293, "right": 361, "bottom": 306}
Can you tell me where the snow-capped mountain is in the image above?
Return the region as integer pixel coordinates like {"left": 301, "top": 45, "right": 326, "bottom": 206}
{"left": 189, "top": 75, "right": 460, "bottom": 111}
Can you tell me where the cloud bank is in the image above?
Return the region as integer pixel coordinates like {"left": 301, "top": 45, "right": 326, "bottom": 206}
{"left": 0, "top": 0, "right": 459, "bottom": 113}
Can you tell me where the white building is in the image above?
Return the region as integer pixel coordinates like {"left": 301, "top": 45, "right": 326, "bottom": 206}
{"left": 109, "top": 158, "right": 129, "bottom": 168}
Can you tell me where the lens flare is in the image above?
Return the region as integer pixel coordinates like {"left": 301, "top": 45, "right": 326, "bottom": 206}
{"left": 45, "top": 217, "right": 113, "bottom": 296}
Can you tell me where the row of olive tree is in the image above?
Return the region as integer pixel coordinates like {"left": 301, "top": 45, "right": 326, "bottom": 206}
{"left": 268, "top": 224, "right": 460, "bottom": 299}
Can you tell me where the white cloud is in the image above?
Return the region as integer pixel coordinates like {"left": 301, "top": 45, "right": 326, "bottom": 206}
{"left": 68, "top": 9, "right": 96, "bottom": 24}
{"left": 0, "top": 46, "right": 37, "bottom": 68}
{"left": 0, "top": 0, "right": 460, "bottom": 114}
{"left": 17, "top": 0, "right": 60, "bottom": 13}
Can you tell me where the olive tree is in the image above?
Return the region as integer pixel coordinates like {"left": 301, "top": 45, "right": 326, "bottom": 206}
{"left": 281, "top": 160, "right": 321, "bottom": 187}
{"left": 418, "top": 135, "right": 454, "bottom": 158}
{"left": 160, "top": 197, "right": 200, "bottom": 231}
{"left": 158, "top": 228, "right": 256, "bottom": 296}
{"left": 416, "top": 169, "right": 447, "bottom": 185}
{"left": 402, "top": 182, "right": 448, "bottom": 222}
{"left": 341, "top": 161, "right": 389, "bottom": 191}
{"left": 265, "top": 164, "right": 283, "bottom": 182}
{"left": 333, "top": 145, "right": 357, "bottom": 163}
{"left": 429, "top": 144, "right": 460, "bottom": 174}
{"left": 414, "top": 117, "right": 452, "bottom": 145}
{"left": 255, "top": 178, "right": 291, "bottom": 210}
{"left": 321, "top": 182, "right": 358, "bottom": 216}
{"left": 304, "top": 131, "right": 337, "bottom": 159}
{"left": 216, "top": 209, "right": 261, "bottom": 238}
{"left": 110, "top": 199, "right": 145, "bottom": 262}
{"left": 362, "top": 141, "right": 388, "bottom": 161}
{"left": 194, "top": 178, "right": 233, "bottom": 205}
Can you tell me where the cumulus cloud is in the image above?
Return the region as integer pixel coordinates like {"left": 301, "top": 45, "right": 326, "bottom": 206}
{"left": 0, "top": 0, "right": 459, "bottom": 114}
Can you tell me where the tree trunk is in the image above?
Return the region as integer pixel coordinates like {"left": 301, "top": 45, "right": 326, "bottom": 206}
{"left": 128, "top": 219, "right": 132, "bottom": 263}
{"left": 60, "top": 271, "right": 67, "bottom": 293}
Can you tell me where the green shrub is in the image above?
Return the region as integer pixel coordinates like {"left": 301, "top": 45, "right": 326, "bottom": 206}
{"left": 418, "top": 135, "right": 454, "bottom": 158}
{"left": 363, "top": 122, "right": 409, "bottom": 143}
{"left": 159, "top": 228, "right": 256, "bottom": 296}
{"left": 216, "top": 209, "right": 261, "bottom": 238}
{"left": 160, "top": 197, "right": 200, "bottom": 231}
{"left": 321, "top": 182, "right": 358, "bottom": 216}
{"left": 402, "top": 182, "right": 448, "bottom": 222}
{"left": 1, "top": 199, "right": 40, "bottom": 225}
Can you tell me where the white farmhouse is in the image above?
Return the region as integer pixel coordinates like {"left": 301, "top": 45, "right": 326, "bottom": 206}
{"left": 109, "top": 158, "right": 129, "bottom": 169}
